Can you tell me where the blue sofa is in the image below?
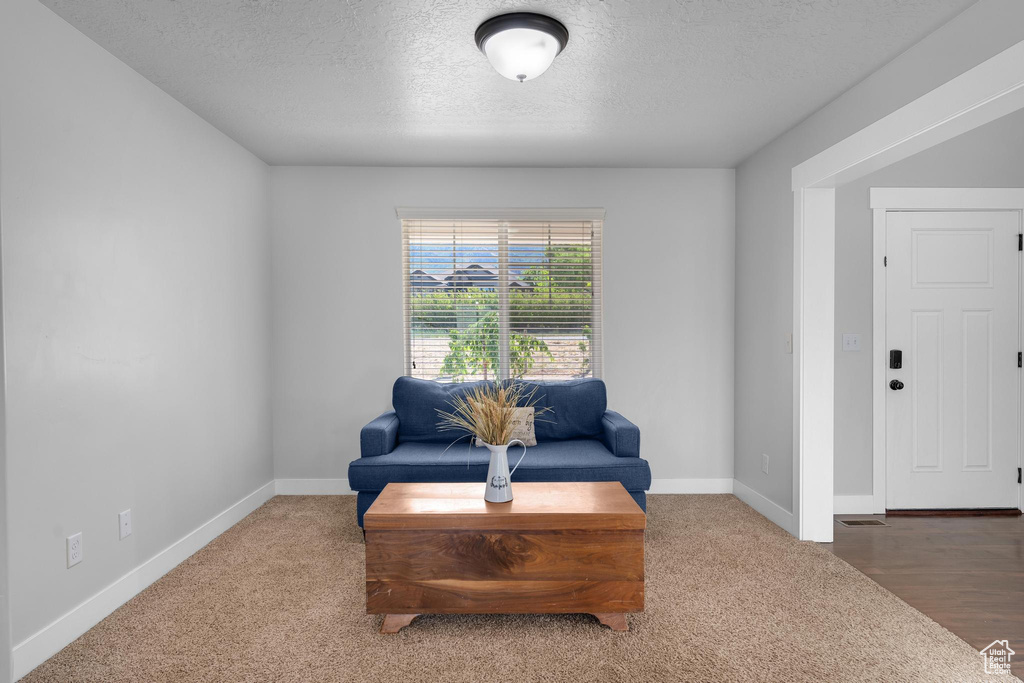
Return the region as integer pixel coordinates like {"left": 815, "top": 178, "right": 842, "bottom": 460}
{"left": 349, "top": 376, "right": 652, "bottom": 527}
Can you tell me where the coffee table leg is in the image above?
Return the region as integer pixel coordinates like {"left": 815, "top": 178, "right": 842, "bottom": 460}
{"left": 592, "top": 613, "right": 628, "bottom": 632}
{"left": 380, "top": 614, "right": 420, "bottom": 634}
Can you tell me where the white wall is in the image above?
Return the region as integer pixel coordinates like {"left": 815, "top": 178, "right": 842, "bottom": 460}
{"left": 0, "top": 0, "right": 272, "bottom": 653}
{"left": 834, "top": 108, "right": 1024, "bottom": 495}
{"left": 735, "top": 0, "right": 1024, "bottom": 513}
{"left": 269, "top": 167, "right": 735, "bottom": 485}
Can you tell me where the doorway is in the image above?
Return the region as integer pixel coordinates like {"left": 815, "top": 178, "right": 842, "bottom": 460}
{"left": 871, "top": 189, "right": 1024, "bottom": 513}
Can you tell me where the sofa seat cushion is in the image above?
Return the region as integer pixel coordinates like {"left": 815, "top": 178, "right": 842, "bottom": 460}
{"left": 348, "top": 439, "right": 652, "bottom": 493}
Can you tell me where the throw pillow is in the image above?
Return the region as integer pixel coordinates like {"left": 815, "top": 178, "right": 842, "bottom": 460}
{"left": 476, "top": 406, "right": 537, "bottom": 447}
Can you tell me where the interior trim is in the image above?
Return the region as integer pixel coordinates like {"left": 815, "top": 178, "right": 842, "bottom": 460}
{"left": 791, "top": 39, "right": 1024, "bottom": 542}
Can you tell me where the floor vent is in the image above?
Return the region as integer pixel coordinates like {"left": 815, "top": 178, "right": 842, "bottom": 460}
{"left": 836, "top": 519, "right": 888, "bottom": 527}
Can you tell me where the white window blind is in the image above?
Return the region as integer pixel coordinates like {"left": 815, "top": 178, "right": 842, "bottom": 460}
{"left": 402, "top": 216, "right": 603, "bottom": 382}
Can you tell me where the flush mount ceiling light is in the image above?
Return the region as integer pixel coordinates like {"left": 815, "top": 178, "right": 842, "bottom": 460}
{"left": 475, "top": 12, "right": 569, "bottom": 83}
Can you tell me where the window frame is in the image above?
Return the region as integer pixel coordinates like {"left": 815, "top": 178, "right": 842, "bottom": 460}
{"left": 397, "top": 207, "right": 605, "bottom": 382}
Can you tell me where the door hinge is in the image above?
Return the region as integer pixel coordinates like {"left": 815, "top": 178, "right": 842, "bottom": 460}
{"left": 1019, "top": 467, "right": 1022, "bottom": 484}
{"left": 1019, "top": 233, "right": 1022, "bottom": 251}
{"left": 884, "top": 256, "right": 887, "bottom": 267}
{"left": 1018, "top": 352, "right": 1021, "bottom": 368}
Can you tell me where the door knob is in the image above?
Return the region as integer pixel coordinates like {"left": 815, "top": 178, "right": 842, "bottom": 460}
{"left": 889, "top": 379, "right": 904, "bottom": 391}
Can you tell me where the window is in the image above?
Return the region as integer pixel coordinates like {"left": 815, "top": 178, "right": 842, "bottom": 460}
{"left": 400, "top": 209, "right": 603, "bottom": 382}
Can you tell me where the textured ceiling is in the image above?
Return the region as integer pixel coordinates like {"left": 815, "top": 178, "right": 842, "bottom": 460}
{"left": 40, "top": 0, "right": 977, "bottom": 167}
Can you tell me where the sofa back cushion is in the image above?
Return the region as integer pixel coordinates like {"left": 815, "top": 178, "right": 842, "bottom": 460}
{"left": 392, "top": 376, "right": 608, "bottom": 444}
{"left": 514, "top": 379, "right": 607, "bottom": 441}
{"left": 393, "top": 377, "right": 491, "bottom": 444}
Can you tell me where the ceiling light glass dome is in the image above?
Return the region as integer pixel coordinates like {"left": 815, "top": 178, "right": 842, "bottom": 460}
{"left": 475, "top": 13, "right": 569, "bottom": 83}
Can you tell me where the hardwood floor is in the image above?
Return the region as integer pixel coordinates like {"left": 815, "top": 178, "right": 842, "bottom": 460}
{"left": 827, "top": 514, "right": 1024, "bottom": 678}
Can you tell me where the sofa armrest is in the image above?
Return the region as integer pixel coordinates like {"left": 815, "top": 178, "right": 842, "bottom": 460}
{"left": 360, "top": 411, "right": 399, "bottom": 457}
{"left": 601, "top": 410, "right": 640, "bottom": 458}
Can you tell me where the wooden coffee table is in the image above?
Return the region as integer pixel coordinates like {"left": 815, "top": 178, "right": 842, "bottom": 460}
{"left": 364, "top": 481, "right": 645, "bottom": 633}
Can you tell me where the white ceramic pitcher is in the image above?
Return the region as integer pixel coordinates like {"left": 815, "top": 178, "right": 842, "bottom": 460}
{"left": 482, "top": 439, "right": 527, "bottom": 503}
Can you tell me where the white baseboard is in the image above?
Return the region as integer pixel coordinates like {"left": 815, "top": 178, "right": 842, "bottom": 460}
{"left": 732, "top": 479, "right": 795, "bottom": 535}
{"left": 648, "top": 478, "right": 734, "bottom": 494}
{"left": 275, "top": 478, "right": 354, "bottom": 495}
{"left": 12, "top": 481, "right": 276, "bottom": 681}
{"left": 833, "top": 495, "right": 875, "bottom": 515}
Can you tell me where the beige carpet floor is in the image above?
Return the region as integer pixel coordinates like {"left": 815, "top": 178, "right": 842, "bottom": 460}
{"left": 24, "top": 495, "right": 1007, "bottom": 682}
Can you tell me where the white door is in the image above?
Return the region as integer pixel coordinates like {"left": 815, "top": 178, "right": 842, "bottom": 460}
{"left": 886, "top": 210, "right": 1021, "bottom": 509}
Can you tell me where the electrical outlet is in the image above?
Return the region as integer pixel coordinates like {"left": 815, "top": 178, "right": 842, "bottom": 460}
{"left": 67, "top": 533, "right": 83, "bottom": 568}
{"left": 119, "top": 509, "right": 132, "bottom": 540}
{"left": 761, "top": 454, "right": 769, "bottom": 475}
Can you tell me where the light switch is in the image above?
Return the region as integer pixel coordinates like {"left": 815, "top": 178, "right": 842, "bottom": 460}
{"left": 842, "top": 333, "right": 861, "bottom": 352}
